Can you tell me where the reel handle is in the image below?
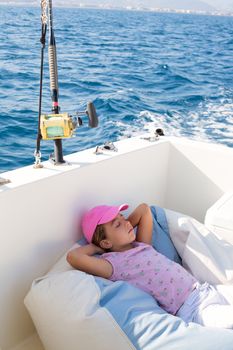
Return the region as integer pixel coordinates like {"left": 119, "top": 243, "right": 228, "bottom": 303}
{"left": 86, "top": 102, "right": 98, "bottom": 128}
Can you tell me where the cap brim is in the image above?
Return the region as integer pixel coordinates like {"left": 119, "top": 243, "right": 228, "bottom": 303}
{"left": 99, "top": 204, "right": 128, "bottom": 225}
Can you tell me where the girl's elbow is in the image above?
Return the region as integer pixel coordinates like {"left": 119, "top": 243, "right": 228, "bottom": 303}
{"left": 66, "top": 251, "right": 73, "bottom": 265}
{"left": 66, "top": 251, "right": 78, "bottom": 268}
{"left": 66, "top": 250, "right": 86, "bottom": 271}
{"left": 140, "top": 203, "right": 150, "bottom": 211}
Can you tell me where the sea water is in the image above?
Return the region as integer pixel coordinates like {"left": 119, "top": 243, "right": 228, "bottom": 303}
{"left": 0, "top": 6, "right": 233, "bottom": 173}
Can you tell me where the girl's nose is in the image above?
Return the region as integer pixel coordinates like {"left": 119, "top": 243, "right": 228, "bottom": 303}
{"left": 126, "top": 220, "right": 131, "bottom": 228}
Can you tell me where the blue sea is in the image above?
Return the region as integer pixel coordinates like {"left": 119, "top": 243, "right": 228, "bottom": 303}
{"left": 0, "top": 6, "right": 233, "bottom": 173}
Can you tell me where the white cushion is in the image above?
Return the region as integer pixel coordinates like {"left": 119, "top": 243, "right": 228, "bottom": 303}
{"left": 165, "top": 208, "right": 233, "bottom": 284}
{"left": 24, "top": 245, "right": 135, "bottom": 350}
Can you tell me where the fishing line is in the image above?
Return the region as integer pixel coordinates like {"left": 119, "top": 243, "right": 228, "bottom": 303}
{"left": 34, "top": 1, "right": 48, "bottom": 168}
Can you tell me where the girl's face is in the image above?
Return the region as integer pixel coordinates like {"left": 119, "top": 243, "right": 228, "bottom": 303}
{"left": 102, "top": 213, "right": 135, "bottom": 251}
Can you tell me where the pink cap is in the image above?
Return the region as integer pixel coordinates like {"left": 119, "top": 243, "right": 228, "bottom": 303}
{"left": 82, "top": 204, "right": 129, "bottom": 243}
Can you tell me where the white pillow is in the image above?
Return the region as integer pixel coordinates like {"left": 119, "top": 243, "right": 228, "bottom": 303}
{"left": 165, "top": 208, "right": 233, "bottom": 284}
{"left": 24, "top": 245, "right": 135, "bottom": 350}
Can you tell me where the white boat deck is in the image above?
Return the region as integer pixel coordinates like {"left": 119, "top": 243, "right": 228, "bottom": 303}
{"left": 0, "top": 135, "right": 160, "bottom": 190}
{"left": 1, "top": 134, "right": 233, "bottom": 350}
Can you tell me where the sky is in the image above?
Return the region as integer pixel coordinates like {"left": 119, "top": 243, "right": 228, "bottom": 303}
{"left": 1, "top": 0, "right": 233, "bottom": 11}
{"left": 205, "top": 0, "right": 233, "bottom": 9}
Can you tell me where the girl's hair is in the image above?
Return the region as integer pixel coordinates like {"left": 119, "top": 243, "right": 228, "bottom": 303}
{"left": 92, "top": 224, "right": 106, "bottom": 247}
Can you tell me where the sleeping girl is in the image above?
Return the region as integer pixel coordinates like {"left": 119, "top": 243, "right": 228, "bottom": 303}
{"left": 67, "top": 203, "right": 233, "bottom": 329}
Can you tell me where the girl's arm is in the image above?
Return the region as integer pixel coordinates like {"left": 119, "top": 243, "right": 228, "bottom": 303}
{"left": 66, "top": 244, "right": 113, "bottom": 279}
{"left": 127, "top": 203, "right": 153, "bottom": 244}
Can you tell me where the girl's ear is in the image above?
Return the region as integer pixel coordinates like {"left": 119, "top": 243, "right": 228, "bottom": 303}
{"left": 100, "top": 239, "right": 113, "bottom": 250}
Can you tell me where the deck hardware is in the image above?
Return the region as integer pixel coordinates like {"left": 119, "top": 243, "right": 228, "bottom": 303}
{"left": 33, "top": 151, "right": 44, "bottom": 169}
{"left": 155, "top": 128, "right": 164, "bottom": 136}
{"left": 141, "top": 135, "right": 159, "bottom": 142}
{"left": 94, "top": 142, "right": 118, "bottom": 155}
{"left": 0, "top": 178, "right": 11, "bottom": 186}
{"left": 103, "top": 142, "right": 118, "bottom": 152}
{"left": 49, "top": 153, "right": 71, "bottom": 166}
{"left": 94, "top": 146, "right": 104, "bottom": 155}
{"left": 141, "top": 128, "right": 165, "bottom": 142}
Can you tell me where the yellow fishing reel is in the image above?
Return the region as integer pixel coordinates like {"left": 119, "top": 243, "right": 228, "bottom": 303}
{"left": 40, "top": 113, "right": 77, "bottom": 140}
{"left": 40, "top": 102, "right": 98, "bottom": 141}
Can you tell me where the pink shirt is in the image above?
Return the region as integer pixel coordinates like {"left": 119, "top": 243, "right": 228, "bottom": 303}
{"left": 102, "top": 242, "right": 197, "bottom": 315}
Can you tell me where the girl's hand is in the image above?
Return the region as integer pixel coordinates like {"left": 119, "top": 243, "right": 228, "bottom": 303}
{"left": 127, "top": 203, "right": 153, "bottom": 244}
{"left": 68, "top": 243, "right": 104, "bottom": 257}
{"left": 91, "top": 243, "right": 105, "bottom": 255}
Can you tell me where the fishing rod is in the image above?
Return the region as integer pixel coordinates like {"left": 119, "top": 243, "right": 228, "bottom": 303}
{"left": 47, "top": 0, "right": 63, "bottom": 163}
{"left": 34, "top": 0, "right": 98, "bottom": 167}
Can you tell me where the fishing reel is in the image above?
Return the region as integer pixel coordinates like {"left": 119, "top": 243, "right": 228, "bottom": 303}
{"left": 40, "top": 101, "right": 98, "bottom": 140}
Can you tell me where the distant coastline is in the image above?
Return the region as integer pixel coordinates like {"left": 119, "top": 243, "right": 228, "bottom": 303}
{"left": 0, "top": 2, "right": 232, "bottom": 17}
{"left": 73, "top": 4, "right": 230, "bottom": 16}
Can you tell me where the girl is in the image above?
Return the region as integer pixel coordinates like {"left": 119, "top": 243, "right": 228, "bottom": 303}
{"left": 67, "top": 203, "right": 233, "bottom": 329}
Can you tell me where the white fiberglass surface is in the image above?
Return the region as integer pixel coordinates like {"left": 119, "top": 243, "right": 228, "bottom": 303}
{"left": 1, "top": 136, "right": 233, "bottom": 349}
